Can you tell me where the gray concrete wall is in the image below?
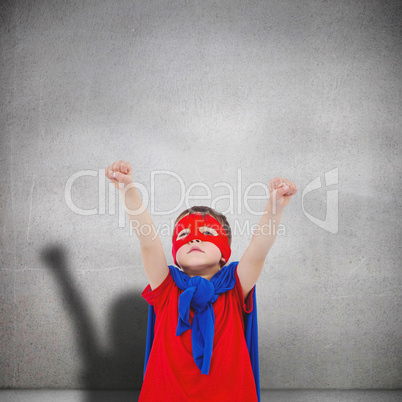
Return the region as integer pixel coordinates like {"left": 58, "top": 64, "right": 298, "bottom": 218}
{"left": 1, "top": 0, "right": 401, "bottom": 391}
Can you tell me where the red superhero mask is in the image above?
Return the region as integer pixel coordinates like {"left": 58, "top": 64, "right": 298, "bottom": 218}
{"left": 172, "top": 212, "right": 231, "bottom": 267}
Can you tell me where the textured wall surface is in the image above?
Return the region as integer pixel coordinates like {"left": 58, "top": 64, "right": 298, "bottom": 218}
{"left": 1, "top": 0, "right": 401, "bottom": 390}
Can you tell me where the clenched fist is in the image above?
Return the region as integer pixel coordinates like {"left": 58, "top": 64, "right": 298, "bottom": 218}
{"left": 105, "top": 160, "right": 134, "bottom": 190}
{"left": 268, "top": 177, "right": 297, "bottom": 211}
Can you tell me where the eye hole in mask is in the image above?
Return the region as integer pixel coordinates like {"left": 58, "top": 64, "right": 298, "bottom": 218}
{"left": 199, "top": 226, "right": 218, "bottom": 236}
{"left": 177, "top": 229, "right": 190, "bottom": 239}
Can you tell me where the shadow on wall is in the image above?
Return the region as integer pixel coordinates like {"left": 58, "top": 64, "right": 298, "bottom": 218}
{"left": 40, "top": 245, "right": 148, "bottom": 397}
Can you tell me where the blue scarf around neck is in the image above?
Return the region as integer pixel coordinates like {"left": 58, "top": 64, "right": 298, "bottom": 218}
{"left": 143, "top": 261, "right": 260, "bottom": 401}
{"left": 171, "top": 262, "right": 236, "bottom": 374}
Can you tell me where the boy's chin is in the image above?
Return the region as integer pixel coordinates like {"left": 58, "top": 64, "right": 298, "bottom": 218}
{"left": 178, "top": 262, "right": 220, "bottom": 272}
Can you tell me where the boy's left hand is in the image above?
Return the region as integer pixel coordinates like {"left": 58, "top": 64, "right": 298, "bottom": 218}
{"left": 268, "top": 177, "right": 297, "bottom": 211}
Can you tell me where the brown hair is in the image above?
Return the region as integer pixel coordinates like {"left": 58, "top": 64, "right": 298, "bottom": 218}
{"left": 173, "top": 206, "right": 232, "bottom": 248}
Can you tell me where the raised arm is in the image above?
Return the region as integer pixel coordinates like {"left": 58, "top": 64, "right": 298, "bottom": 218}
{"left": 106, "top": 160, "right": 169, "bottom": 290}
{"left": 237, "top": 177, "right": 297, "bottom": 300}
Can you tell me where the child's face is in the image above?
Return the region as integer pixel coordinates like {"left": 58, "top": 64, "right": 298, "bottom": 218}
{"left": 174, "top": 214, "right": 226, "bottom": 276}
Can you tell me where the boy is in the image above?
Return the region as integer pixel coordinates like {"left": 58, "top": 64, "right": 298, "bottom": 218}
{"left": 105, "top": 160, "right": 297, "bottom": 401}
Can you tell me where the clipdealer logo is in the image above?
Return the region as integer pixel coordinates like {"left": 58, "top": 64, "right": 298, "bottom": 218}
{"left": 302, "top": 167, "right": 339, "bottom": 234}
{"left": 64, "top": 167, "right": 339, "bottom": 234}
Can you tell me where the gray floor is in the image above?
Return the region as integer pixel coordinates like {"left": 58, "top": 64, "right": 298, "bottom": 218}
{"left": 0, "top": 390, "right": 401, "bottom": 402}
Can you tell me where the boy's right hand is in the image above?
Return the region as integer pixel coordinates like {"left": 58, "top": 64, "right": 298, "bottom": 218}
{"left": 105, "top": 160, "right": 133, "bottom": 190}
